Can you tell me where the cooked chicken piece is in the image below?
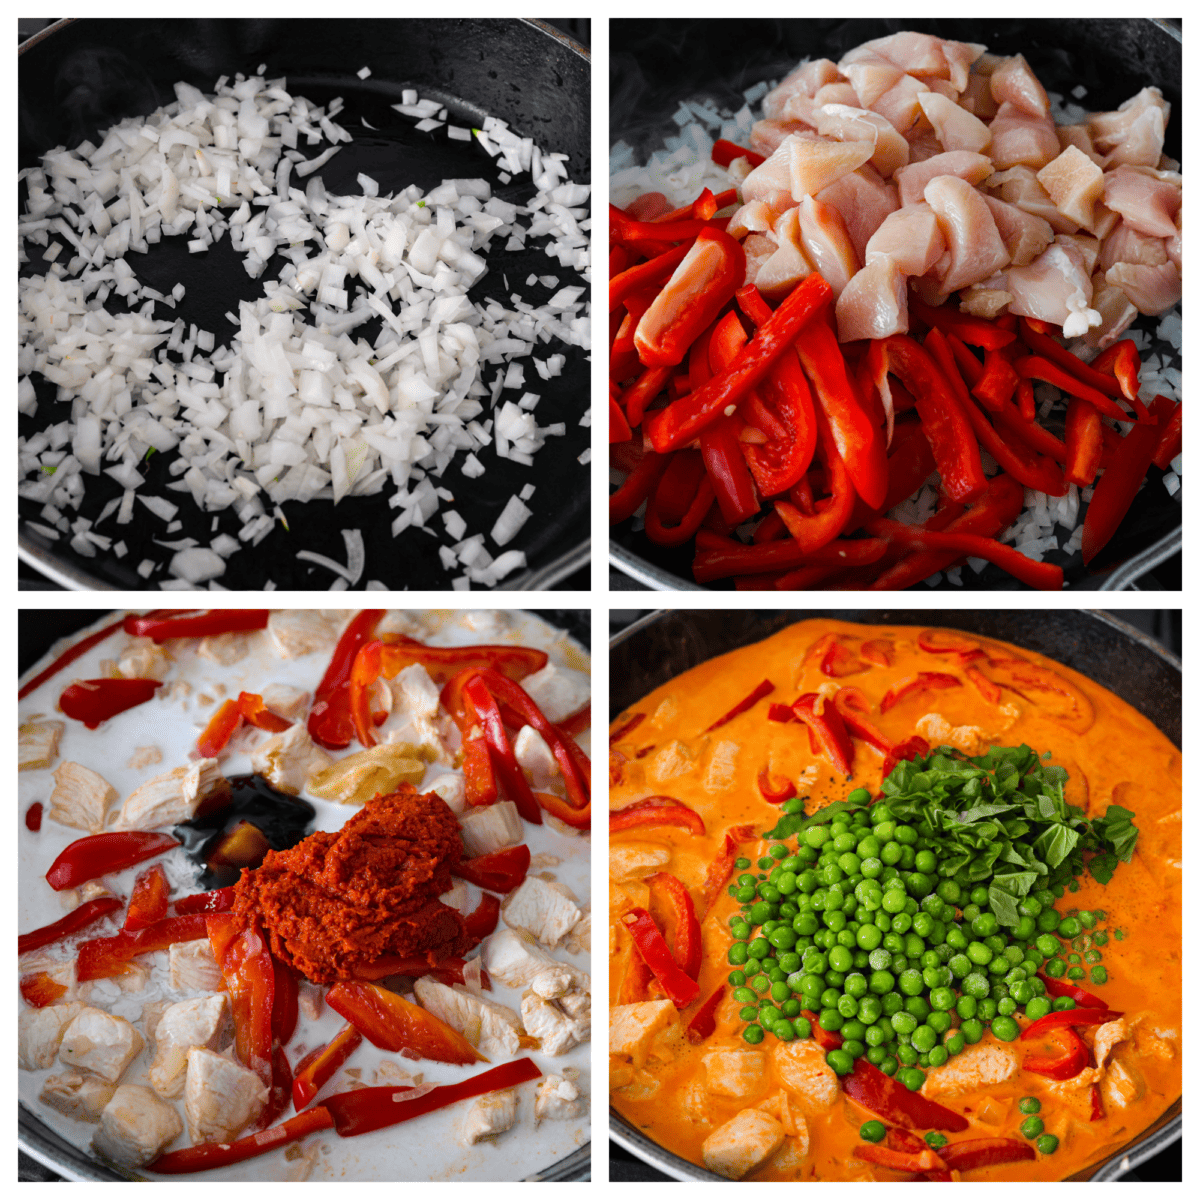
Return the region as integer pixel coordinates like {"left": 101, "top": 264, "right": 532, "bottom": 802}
{"left": 816, "top": 104, "right": 909, "bottom": 178}
{"left": 413, "top": 976, "right": 522, "bottom": 1057}
{"left": 1101, "top": 1053, "right": 1145, "bottom": 1109}
{"left": 816, "top": 165, "right": 899, "bottom": 261}
{"left": 126, "top": 745, "right": 163, "bottom": 770}
{"left": 440, "top": 879, "right": 471, "bottom": 914}
{"left": 796, "top": 195, "right": 860, "bottom": 298}
{"left": 93, "top": 1085, "right": 182, "bottom": 1166}
{"left": 702, "top": 1108, "right": 785, "bottom": 1179}
{"left": 982, "top": 195, "right": 1055, "bottom": 266}
{"left": 374, "top": 664, "right": 450, "bottom": 761}
{"left": 48, "top": 762, "right": 117, "bottom": 833}
{"left": 763, "top": 59, "right": 840, "bottom": 121}
{"left": 459, "top": 800, "right": 523, "bottom": 858}
{"left": 989, "top": 53, "right": 1050, "bottom": 118}
{"left": 771, "top": 1039, "right": 840, "bottom": 1113}
{"left": 704, "top": 1050, "right": 768, "bottom": 1099}
{"left": 535, "top": 1074, "right": 584, "bottom": 1122}
{"left": 502, "top": 876, "right": 582, "bottom": 948}
{"left": 482, "top": 928, "right": 556, "bottom": 987}
{"left": 918, "top": 92, "right": 990, "bottom": 155}
{"left": 836, "top": 255, "right": 908, "bottom": 342}
{"left": 521, "top": 990, "right": 589, "bottom": 1055}
{"left": 915, "top": 713, "right": 988, "bottom": 756}
{"left": 518, "top": 663, "right": 589, "bottom": 726}
{"left": 1107, "top": 260, "right": 1181, "bottom": 316}
{"left": 261, "top": 683, "right": 311, "bottom": 722}
{"left": 462, "top": 1089, "right": 518, "bottom": 1144}
{"left": 461, "top": 610, "right": 509, "bottom": 636}
{"left": 198, "top": 632, "right": 252, "bottom": 666}
{"left": 19, "top": 1003, "right": 86, "bottom": 1070}
{"left": 895, "top": 151, "right": 993, "bottom": 207}
{"left": 299, "top": 980, "right": 324, "bottom": 1022}
{"left": 169, "top": 938, "right": 225, "bottom": 992}
{"left": 184, "top": 1047, "right": 268, "bottom": 1144}
{"left": 18, "top": 955, "right": 88, "bottom": 1003}
{"left": 513, "top": 726, "right": 561, "bottom": 791}
{"left": 40, "top": 1071, "right": 117, "bottom": 1122}
{"left": 19, "top": 719, "right": 65, "bottom": 771}
{"left": 148, "top": 995, "right": 230, "bottom": 1099}
{"left": 925, "top": 174, "right": 1010, "bottom": 293}
{"left": 118, "top": 757, "right": 229, "bottom": 830}
{"left": 116, "top": 637, "right": 172, "bottom": 681}
{"left": 250, "top": 724, "right": 333, "bottom": 795}
{"left": 609, "top": 1000, "right": 680, "bottom": 1066}
{"left": 923, "top": 1041, "right": 1017, "bottom": 1097}
{"left": 267, "top": 610, "right": 341, "bottom": 658}
{"left": 609, "top": 842, "right": 671, "bottom": 884}
{"left": 59, "top": 1007, "right": 144, "bottom": 1083}
{"left": 426, "top": 770, "right": 467, "bottom": 814}
{"left": 1090, "top": 87, "right": 1169, "bottom": 169}
{"left": 988, "top": 101, "right": 1060, "bottom": 170}
{"left": 563, "top": 912, "right": 590, "bottom": 957}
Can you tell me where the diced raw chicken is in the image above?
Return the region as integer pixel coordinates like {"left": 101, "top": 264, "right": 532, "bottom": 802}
{"left": 1090, "top": 87, "right": 1169, "bottom": 168}
{"left": 462, "top": 1089, "right": 518, "bottom": 1144}
{"left": 609, "top": 1000, "right": 679, "bottom": 1065}
{"left": 19, "top": 1003, "right": 86, "bottom": 1070}
{"left": 796, "top": 195, "right": 859, "bottom": 298}
{"left": 440, "top": 879, "right": 470, "bottom": 914}
{"left": 771, "top": 1039, "right": 840, "bottom": 1112}
{"left": 521, "top": 990, "right": 589, "bottom": 1055}
{"left": 847, "top": 32, "right": 956, "bottom": 82}
{"left": 197, "top": 632, "right": 251, "bottom": 666}
{"left": 502, "top": 876, "right": 582, "bottom": 948}
{"left": 988, "top": 165, "right": 1081, "bottom": 233}
{"left": 988, "top": 102, "right": 1060, "bottom": 170}
{"left": 704, "top": 1049, "right": 768, "bottom": 1099}
{"left": 923, "top": 1041, "right": 1017, "bottom": 1097}
{"left": 1099, "top": 220, "right": 1169, "bottom": 271}
{"left": 742, "top": 233, "right": 780, "bottom": 290}
{"left": 1057, "top": 232, "right": 1102, "bottom": 275}
{"left": 184, "top": 1046, "right": 268, "bottom": 1144}
{"left": 93, "top": 1085, "right": 182, "bottom": 1167}
{"left": 982, "top": 195, "right": 1054, "bottom": 266}
{"left": 1082, "top": 279, "right": 1140, "bottom": 348}
{"left": 1037, "top": 146, "right": 1106, "bottom": 232}
{"left": 813, "top": 81, "right": 859, "bottom": 108}
{"left": 519, "top": 663, "right": 590, "bottom": 726}
{"left": 727, "top": 199, "right": 777, "bottom": 240}
{"left": 1006, "top": 241, "right": 1101, "bottom": 336}
{"left": 746, "top": 134, "right": 875, "bottom": 205}
{"left": 754, "top": 208, "right": 811, "bottom": 301}
{"left": 841, "top": 56, "right": 905, "bottom": 109}
{"left": 836, "top": 256, "right": 908, "bottom": 342}
{"left": 513, "top": 725, "right": 561, "bottom": 791}
{"left": 19, "top": 719, "right": 65, "bottom": 771}
{"left": 459, "top": 799, "right": 523, "bottom": 857}
{"left": 1106, "top": 260, "right": 1181, "bottom": 316}
{"left": 895, "top": 151, "right": 993, "bottom": 207}
{"left": 702, "top": 1108, "right": 785, "bottom": 1180}
{"left": 750, "top": 118, "right": 814, "bottom": 157}
{"left": 169, "top": 938, "right": 225, "bottom": 992}
{"left": 868, "top": 74, "right": 931, "bottom": 136}
{"left": 116, "top": 636, "right": 173, "bottom": 681}
{"left": 413, "top": 976, "right": 522, "bottom": 1057}
{"left": 959, "top": 71, "right": 999, "bottom": 120}
{"left": 762, "top": 59, "right": 839, "bottom": 121}
{"left": 426, "top": 771, "right": 467, "bottom": 814}
{"left": 48, "top": 761, "right": 117, "bottom": 833}
{"left": 609, "top": 842, "right": 671, "bottom": 883}
{"left": 535, "top": 1074, "right": 584, "bottom": 1122}
{"left": 148, "top": 994, "right": 230, "bottom": 1099}
{"left": 260, "top": 683, "right": 310, "bottom": 722}
{"left": 250, "top": 724, "right": 333, "bottom": 795}
{"left": 118, "top": 757, "right": 229, "bottom": 829}
{"left": 59, "top": 1007, "right": 145, "bottom": 1083}
{"left": 816, "top": 165, "right": 899, "bottom": 262}
{"left": 483, "top": 929, "right": 556, "bottom": 987}
{"left": 989, "top": 54, "right": 1050, "bottom": 118}
{"left": 1057, "top": 123, "right": 1104, "bottom": 166}
{"left": 816, "top": 105, "right": 909, "bottom": 177}
{"left": 918, "top": 92, "right": 991, "bottom": 154}
{"left": 40, "top": 1071, "right": 116, "bottom": 1122}
{"left": 925, "top": 175, "right": 1010, "bottom": 293}
{"left": 1103, "top": 166, "right": 1181, "bottom": 237}
{"left": 865, "top": 204, "right": 946, "bottom": 276}
{"left": 267, "top": 609, "right": 341, "bottom": 657}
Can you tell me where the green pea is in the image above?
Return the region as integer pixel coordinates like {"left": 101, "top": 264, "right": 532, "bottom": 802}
{"left": 957, "top": 995, "right": 978, "bottom": 1024}
{"left": 819, "top": 1009, "right": 844, "bottom": 1032}
{"left": 1089, "top": 965, "right": 1108, "bottom": 985}
{"left": 728, "top": 970, "right": 747, "bottom": 986}
{"left": 898, "top": 969, "right": 924, "bottom": 996}
{"left": 961, "top": 972, "right": 989, "bottom": 1000}
{"left": 1068, "top": 966, "right": 1085, "bottom": 980}
{"left": 966, "top": 941, "right": 993, "bottom": 966}
{"left": 925, "top": 1131, "right": 948, "bottom": 1149}
{"left": 911, "top": 1024, "right": 936, "bottom": 1053}
{"left": 793, "top": 1016, "right": 812, "bottom": 1039}
{"left": 1025, "top": 996, "right": 1052, "bottom": 1020}
{"left": 826, "top": 1048, "right": 854, "bottom": 1075}
{"left": 899, "top": 1067, "right": 925, "bottom": 1092}
{"left": 978, "top": 998, "right": 998, "bottom": 1021}
{"left": 879, "top": 1056, "right": 898, "bottom": 1077}
{"left": 927, "top": 1044, "right": 949, "bottom": 1067}
{"left": 1021, "top": 1115, "right": 1045, "bottom": 1139}
{"left": 733, "top": 986, "right": 756, "bottom": 1004}
{"left": 781, "top": 999, "right": 802, "bottom": 1018}
{"left": 739, "top": 1005, "right": 760, "bottom": 1021}
{"left": 869, "top": 969, "right": 895, "bottom": 995}
{"left": 1052, "top": 996, "right": 1076, "bottom": 1012}
{"left": 743, "top": 1023, "right": 765, "bottom": 1044}
{"left": 1018, "top": 1096, "right": 1041, "bottom": 1115}
{"left": 842, "top": 1039, "right": 866, "bottom": 1058}
{"left": 780, "top": 798, "right": 804, "bottom": 816}
{"left": 991, "top": 1015, "right": 1020, "bottom": 1042}
{"left": 774, "top": 1019, "right": 796, "bottom": 1041}
{"left": 890, "top": 1010, "right": 917, "bottom": 1036}
{"left": 856, "top": 924, "right": 883, "bottom": 951}
{"left": 1045, "top": 957, "right": 1067, "bottom": 979}
{"left": 904, "top": 996, "right": 931, "bottom": 1021}
{"left": 927, "top": 1010, "right": 952, "bottom": 1035}
{"left": 1036, "top": 1134, "right": 1059, "bottom": 1155}
{"left": 960, "top": 1018, "right": 984, "bottom": 1044}
{"left": 734, "top": 857, "right": 752, "bottom": 870}
{"left": 944, "top": 1030, "right": 965, "bottom": 1056}
{"left": 1037, "top": 908, "right": 1061, "bottom": 933}
{"left": 728, "top": 942, "right": 749, "bottom": 965}
{"left": 1057, "top": 916, "right": 1082, "bottom": 938}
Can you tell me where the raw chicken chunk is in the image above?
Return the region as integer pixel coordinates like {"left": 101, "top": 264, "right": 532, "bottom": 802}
{"left": 816, "top": 165, "right": 899, "bottom": 262}
{"left": 796, "top": 195, "right": 859, "bottom": 298}
{"left": 93, "top": 1085, "right": 182, "bottom": 1167}
{"left": 19, "top": 1003, "right": 85, "bottom": 1070}
{"left": 250, "top": 724, "right": 333, "bottom": 795}
{"left": 459, "top": 800, "right": 523, "bottom": 857}
{"left": 413, "top": 976, "right": 522, "bottom": 1058}
{"left": 148, "top": 994, "right": 230, "bottom": 1099}
{"left": 744, "top": 134, "right": 874, "bottom": 206}
{"left": 865, "top": 204, "right": 946, "bottom": 276}
{"left": 754, "top": 209, "right": 811, "bottom": 300}
{"left": 702, "top": 1108, "right": 785, "bottom": 1180}
{"left": 1006, "top": 241, "right": 1100, "bottom": 336}
{"left": 763, "top": 59, "right": 840, "bottom": 121}
{"left": 925, "top": 174, "right": 1010, "bottom": 292}
{"left": 535, "top": 1074, "right": 585, "bottom": 1122}
{"left": 704, "top": 1049, "right": 768, "bottom": 1099}
{"left": 1090, "top": 88, "right": 1169, "bottom": 169}
{"left": 923, "top": 1041, "right": 1017, "bottom": 1097}
{"left": 842, "top": 56, "right": 905, "bottom": 110}
{"left": 169, "top": 938, "right": 225, "bottom": 992}
{"left": 1102, "top": 166, "right": 1181, "bottom": 238}
{"left": 19, "top": 719, "right": 65, "bottom": 771}
{"left": 40, "top": 1071, "right": 116, "bottom": 1122}
{"left": 519, "top": 663, "right": 590, "bottom": 725}
{"left": 981, "top": 195, "right": 1054, "bottom": 266}
{"left": 816, "top": 104, "right": 910, "bottom": 177}
{"left": 895, "top": 151, "right": 994, "bottom": 207}
{"left": 462, "top": 1089, "right": 518, "bottom": 1144}
{"left": 918, "top": 91, "right": 991, "bottom": 154}
{"left": 118, "top": 757, "right": 228, "bottom": 829}
{"left": 988, "top": 102, "right": 1060, "bottom": 169}
{"left": 502, "top": 876, "right": 582, "bottom": 948}
{"left": 1107, "top": 260, "right": 1181, "bottom": 315}
{"left": 59, "top": 1007, "right": 144, "bottom": 1083}
{"left": 482, "top": 928, "right": 555, "bottom": 987}
{"left": 836, "top": 255, "right": 908, "bottom": 342}
{"left": 48, "top": 761, "right": 117, "bottom": 833}
{"left": 1038, "top": 146, "right": 1106, "bottom": 232}
{"left": 989, "top": 54, "right": 1050, "bottom": 118}
{"left": 184, "top": 1046, "right": 268, "bottom": 1144}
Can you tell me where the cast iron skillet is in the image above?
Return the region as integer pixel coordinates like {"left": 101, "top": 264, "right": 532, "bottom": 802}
{"left": 609, "top": 608, "right": 1180, "bottom": 1181}
{"left": 18, "top": 605, "right": 590, "bottom": 1182}
{"left": 19, "top": 18, "right": 591, "bottom": 592}
{"left": 609, "top": 18, "right": 1182, "bottom": 592}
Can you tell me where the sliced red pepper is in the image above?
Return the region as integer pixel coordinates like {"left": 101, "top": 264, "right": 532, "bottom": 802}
{"left": 45, "top": 831, "right": 179, "bottom": 892}
{"left": 463, "top": 893, "right": 501, "bottom": 941}
{"left": 822, "top": 641, "right": 866, "bottom": 678}
{"left": 1090, "top": 1082, "right": 1105, "bottom": 1122}
{"left": 621, "top": 907, "right": 700, "bottom": 1008}
{"left": 707, "top": 679, "right": 775, "bottom": 731}
{"left": 972, "top": 347, "right": 1020, "bottom": 410}
{"left": 174, "top": 886, "right": 236, "bottom": 915}
{"left": 1016, "top": 377, "right": 1036, "bottom": 422}
{"left": 1082, "top": 393, "right": 1174, "bottom": 565}
{"left": 1014, "top": 355, "right": 1134, "bottom": 422}
{"left": 453, "top": 844, "right": 531, "bottom": 894}
{"left": 1020, "top": 1007, "right": 1122, "bottom": 1040}
{"left": 1018, "top": 318, "right": 1124, "bottom": 399}
{"left": 686, "top": 986, "right": 726, "bottom": 1044}
{"left": 610, "top": 394, "right": 633, "bottom": 442}
{"left": 19, "top": 971, "right": 69, "bottom": 1007}
{"left": 323, "top": 1058, "right": 542, "bottom": 1139}
{"left": 1151, "top": 400, "right": 1181, "bottom": 470}
{"left": 700, "top": 823, "right": 756, "bottom": 918}
{"left": 886, "top": 1126, "right": 930, "bottom": 1155}
{"left": 610, "top": 241, "right": 692, "bottom": 313}
{"left": 327, "top": 980, "right": 486, "bottom": 1064}
{"left": 610, "top": 712, "right": 646, "bottom": 744}
{"left": 272, "top": 958, "right": 299, "bottom": 1047}
{"left": 832, "top": 688, "right": 892, "bottom": 754}
{"left": 1036, "top": 971, "right": 1110, "bottom": 1010}
{"left": 757, "top": 767, "right": 796, "bottom": 804}
{"left": 19, "top": 617, "right": 124, "bottom": 700}
{"left": 1022, "top": 1025, "right": 1089, "bottom": 1080}
{"left": 150, "top": 1105, "right": 335, "bottom": 1174}
{"left": 78, "top": 913, "right": 210, "bottom": 981}
{"left": 792, "top": 692, "right": 854, "bottom": 777}
{"left": 195, "top": 691, "right": 292, "bottom": 758}
{"left": 124, "top": 864, "right": 169, "bottom": 931}
{"left": 59, "top": 677, "right": 163, "bottom": 729}
{"left": 1090, "top": 338, "right": 1145, "bottom": 407}
{"left": 610, "top": 446, "right": 668, "bottom": 526}
{"left": 773, "top": 407, "right": 857, "bottom": 554}
{"left": 842, "top": 1058, "right": 969, "bottom": 1132}
{"left": 19, "top": 895, "right": 124, "bottom": 955}
{"left": 461, "top": 674, "right": 542, "bottom": 824}
{"left": 293, "top": 1023, "right": 363, "bottom": 1110}
{"left": 610, "top": 796, "right": 706, "bottom": 837}
{"left": 712, "top": 139, "right": 765, "bottom": 168}
{"left": 937, "top": 1137, "right": 1036, "bottom": 1172}
{"left": 647, "top": 872, "right": 702, "bottom": 980}
{"left": 861, "top": 639, "right": 894, "bottom": 667}
{"left": 536, "top": 788, "right": 592, "bottom": 830}
{"left": 692, "top": 531, "right": 885, "bottom": 585}
{"left": 964, "top": 665, "right": 1003, "bottom": 705}
{"left": 916, "top": 629, "right": 979, "bottom": 655}
{"left": 208, "top": 915, "right": 275, "bottom": 1085}
{"left": 701, "top": 312, "right": 762, "bottom": 525}
{"left": 1064, "top": 395, "right": 1104, "bottom": 487}
{"left": 879, "top": 736, "right": 930, "bottom": 781}
{"left": 911, "top": 294, "right": 1016, "bottom": 351}
{"left": 854, "top": 1143, "right": 947, "bottom": 1173}
{"left": 307, "top": 610, "right": 385, "bottom": 750}
{"left": 25, "top": 801, "right": 43, "bottom": 832}
{"left": 348, "top": 955, "right": 488, "bottom": 990}
{"left": 801, "top": 1009, "right": 843, "bottom": 1051}
{"left": 645, "top": 451, "right": 715, "bottom": 546}
{"left": 880, "top": 671, "right": 962, "bottom": 714}
{"left": 124, "top": 610, "right": 271, "bottom": 641}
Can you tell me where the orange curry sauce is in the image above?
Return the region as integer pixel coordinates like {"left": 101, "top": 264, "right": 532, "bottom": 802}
{"left": 609, "top": 619, "right": 1180, "bottom": 1181}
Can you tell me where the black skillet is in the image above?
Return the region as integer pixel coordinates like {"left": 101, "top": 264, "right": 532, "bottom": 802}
{"left": 19, "top": 18, "right": 591, "bottom": 592}
{"left": 609, "top": 18, "right": 1181, "bottom": 592}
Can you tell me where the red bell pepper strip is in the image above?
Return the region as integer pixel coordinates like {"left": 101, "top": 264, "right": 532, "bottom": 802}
{"left": 880, "top": 671, "right": 962, "bottom": 714}
{"left": 792, "top": 692, "right": 854, "bottom": 777}
{"left": 861, "top": 638, "right": 894, "bottom": 667}
{"left": 611, "top": 448, "right": 668, "bottom": 526}
{"left": 196, "top": 691, "right": 292, "bottom": 757}
{"left": 1018, "top": 318, "right": 1124, "bottom": 399}
{"left": 463, "top": 893, "right": 501, "bottom": 941}
{"left": 646, "top": 274, "right": 832, "bottom": 453}
{"left": 610, "top": 796, "right": 706, "bottom": 837}
{"left": 1081, "top": 393, "right": 1174, "bottom": 565}
{"left": 124, "top": 609, "right": 271, "bottom": 641}
{"left": 707, "top": 679, "right": 775, "bottom": 731}
{"left": 822, "top": 641, "right": 866, "bottom": 678}
{"left": 972, "top": 347, "right": 1020, "bottom": 410}
{"left": 700, "top": 823, "right": 756, "bottom": 918}
{"left": 693, "top": 533, "right": 887, "bottom": 585}
{"left": 273, "top": 958, "right": 299, "bottom": 1046}
{"left": 1151, "top": 400, "right": 1181, "bottom": 470}
{"left": 609, "top": 205, "right": 724, "bottom": 246}
{"left": 832, "top": 688, "right": 892, "bottom": 754}
{"left": 174, "top": 886, "right": 236, "bottom": 915}
{"left": 610, "top": 712, "right": 646, "bottom": 744}
{"left": 293, "top": 1023, "right": 363, "bottom": 1110}
{"left": 965, "top": 665, "right": 1003, "bottom": 704}
{"left": 647, "top": 872, "right": 702, "bottom": 980}
{"left": 1090, "top": 1083, "right": 1105, "bottom": 1122}
{"left": 18, "top": 895, "right": 124, "bottom": 955}
{"left": 610, "top": 242, "right": 691, "bottom": 312}
{"left": 645, "top": 452, "right": 715, "bottom": 546}
{"left": 1020, "top": 1008, "right": 1122, "bottom": 1040}
{"left": 555, "top": 702, "right": 591, "bottom": 739}
{"left": 959, "top": 389, "right": 1067, "bottom": 496}
{"left": 886, "top": 1127, "right": 930, "bottom": 1156}
{"left": 453, "top": 844, "right": 531, "bottom": 894}
{"left": 700, "top": 313, "right": 762, "bottom": 524}
{"left": 712, "top": 139, "right": 765, "bottom": 168}
{"left": 621, "top": 908, "right": 701, "bottom": 1008}
{"left": 46, "top": 831, "right": 179, "bottom": 892}
{"left": 1064, "top": 395, "right": 1104, "bottom": 487}
{"left": 322, "top": 1058, "right": 542, "bottom": 1139}
{"left": 802, "top": 1009, "right": 843, "bottom": 1051}
{"left": 686, "top": 986, "right": 727, "bottom": 1044}
{"left": 1022, "top": 1025, "right": 1089, "bottom": 1080}
{"left": 536, "top": 788, "right": 592, "bottom": 830}
{"left": 880, "top": 736, "right": 930, "bottom": 781}
{"left": 59, "top": 677, "right": 163, "bottom": 729}
{"left": 1016, "top": 378, "right": 1036, "bottom": 422}
{"left": 937, "top": 1138, "right": 1036, "bottom": 1172}
{"left": 327, "top": 981, "right": 486, "bottom": 1064}
{"left": 773, "top": 411, "right": 857, "bottom": 553}
{"left": 619, "top": 364, "right": 672, "bottom": 427}
{"left": 150, "top": 1105, "right": 335, "bottom": 1174}
{"left": 78, "top": 913, "right": 210, "bottom": 981}
{"left": 25, "top": 801, "right": 43, "bottom": 831}
{"left": 610, "top": 394, "right": 633, "bottom": 442}
{"left": 758, "top": 767, "right": 796, "bottom": 804}
{"left": 842, "top": 1058, "right": 970, "bottom": 1132}
{"left": 1014, "top": 355, "right": 1134, "bottom": 422}
{"left": 853, "top": 1143, "right": 948, "bottom": 1173}
{"left": 124, "top": 864, "right": 169, "bottom": 931}
{"left": 460, "top": 675, "right": 542, "bottom": 824}
{"left": 1090, "top": 338, "right": 1144, "bottom": 406}
{"left": 19, "top": 617, "right": 125, "bottom": 699}
{"left": 916, "top": 629, "right": 978, "bottom": 655}
{"left": 348, "top": 955, "right": 490, "bottom": 990}
{"left": 308, "top": 610, "right": 386, "bottom": 750}
{"left": 1036, "top": 971, "right": 1110, "bottom": 1010}
{"left": 910, "top": 294, "right": 1015, "bottom": 350}
{"left": 208, "top": 915, "right": 275, "bottom": 1085}
{"left": 19, "top": 972, "right": 69, "bottom": 1007}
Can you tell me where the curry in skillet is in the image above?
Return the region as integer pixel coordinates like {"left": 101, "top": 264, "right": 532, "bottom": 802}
{"left": 608, "top": 619, "right": 1180, "bottom": 1180}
